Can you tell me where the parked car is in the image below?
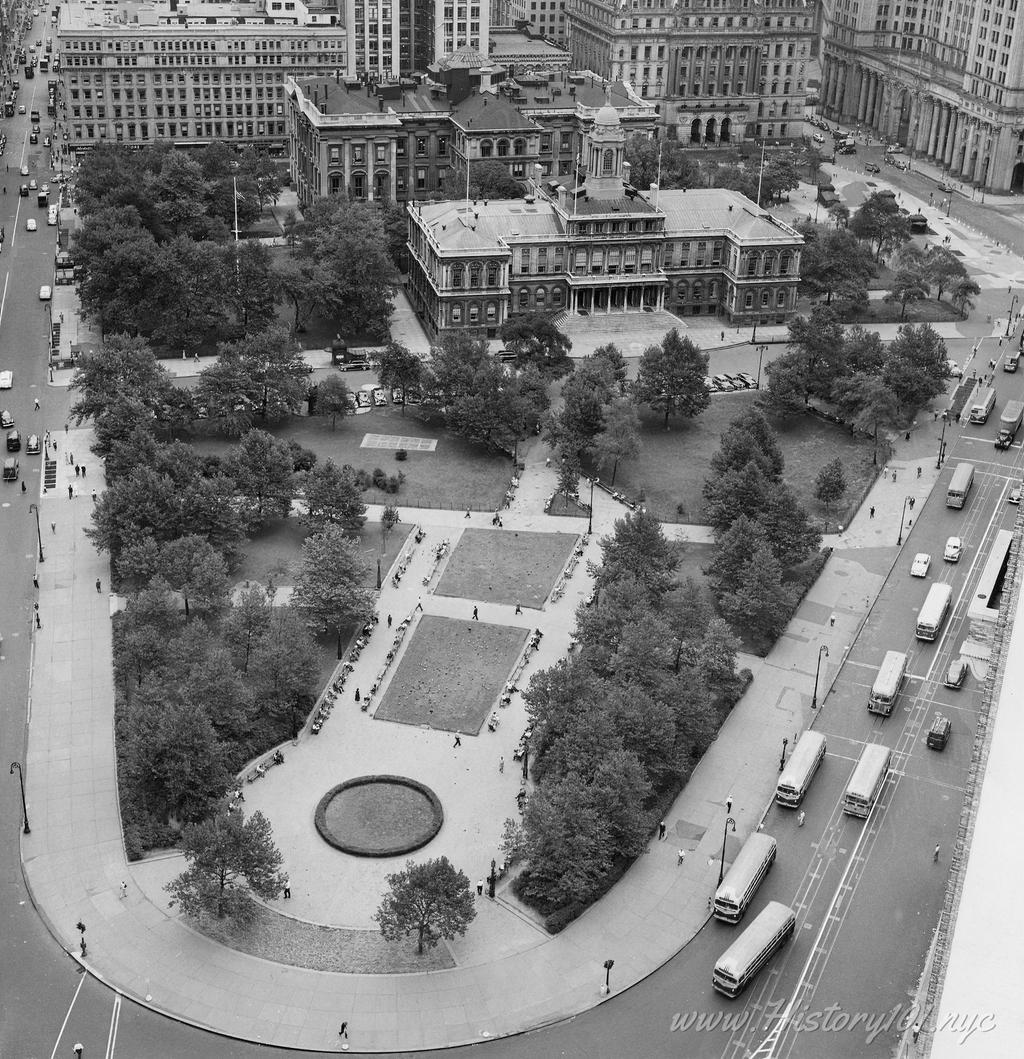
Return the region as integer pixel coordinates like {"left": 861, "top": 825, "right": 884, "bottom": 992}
{"left": 704, "top": 375, "right": 715, "bottom": 392}
{"left": 937, "top": 181, "right": 955, "bottom": 193}
{"left": 0, "top": 371, "right": 12, "bottom": 390}
{"left": 812, "top": 132, "right": 825, "bottom": 144}
{"left": 26, "top": 433, "right": 39, "bottom": 454}
{"left": 0, "top": 408, "right": 13, "bottom": 427}
{"left": 713, "top": 374, "right": 736, "bottom": 391}
{"left": 910, "top": 553, "right": 931, "bottom": 578}
{"left": 864, "top": 162, "right": 881, "bottom": 174}
{"left": 38, "top": 284, "right": 51, "bottom": 300}
{"left": 25, "top": 218, "right": 36, "bottom": 231}
{"left": 1008, "top": 484, "right": 1022, "bottom": 505}
{"left": 6, "top": 429, "right": 21, "bottom": 452}
{"left": 391, "top": 387, "right": 404, "bottom": 405}
{"left": 736, "top": 372, "right": 757, "bottom": 388}
{"left": 944, "top": 536, "right": 963, "bottom": 563}
{"left": 946, "top": 359, "right": 963, "bottom": 378}
{"left": 28, "top": 178, "right": 36, "bottom": 190}
{"left": 926, "top": 713, "right": 951, "bottom": 750}
{"left": 943, "top": 659, "right": 968, "bottom": 689}
{"left": 2, "top": 456, "right": 18, "bottom": 481}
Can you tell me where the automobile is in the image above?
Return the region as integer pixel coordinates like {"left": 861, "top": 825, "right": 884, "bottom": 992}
{"left": 946, "top": 358, "right": 963, "bottom": 378}
{"left": 26, "top": 433, "right": 39, "bottom": 454}
{"left": 703, "top": 375, "right": 715, "bottom": 391}
{"left": 713, "top": 374, "right": 736, "bottom": 391}
{"left": 839, "top": 144, "right": 857, "bottom": 155}
{"left": 926, "top": 713, "right": 951, "bottom": 750}
{"left": 42, "top": 136, "right": 49, "bottom": 147}
{"left": 28, "top": 178, "right": 37, "bottom": 189}
{"left": 937, "top": 181, "right": 955, "bottom": 193}
{"left": 885, "top": 143, "right": 904, "bottom": 154}
{"left": 31, "top": 124, "right": 39, "bottom": 134}
{"left": 25, "top": 218, "right": 37, "bottom": 231}
{"left": 6, "top": 429, "right": 21, "bottom": 452}
{"left": 497, "top": 349, "right": 517, "bottom": 362}
{"left": 29, "top": 132, "right": 37, "bottom": 144}
{"left": 910, "top": 553, "right": 932, "bottom": 578}
{"left": 943, "top": 658, "right": 968, "bottom": 689}
{"left": 1009, "top": 484, "right": 1022, "bottom": 505}
{"left": 372, "top": 386, "right": 388, "bottom": 407}
{"left": 2, "top": 457, "right": 18, "bottom": 482}
{"left": 41, "top": 182, "right": 49, "bottom": 195}
{"left": 812, "top": 132, "right": 825, "bottom": 144}
{"left": 355, "top": 389, "right": 372, "bottom": 409}
{"left": 391, "top": 387, "right": 404, "bottom": 405}
{"left": 726, "top": 373, "right": 750, "bottom": 389}
{"left": 736, "top": 371, "right": 757, "bottom": 388}
{"left": 344, "top": 392, "right": 358, "bottom": 412}
{"left": 38, "top": 284, "right": 51, "bottom": 300}
{"left": 0, "top": 409, "right": 13, "bottom": 427}
{"left": 944, "top": 536, "right": 963, "bottom": 562}
{"left": 864, "top": 162, "right": 881, "bottom": 174}
{"left": 0, "top": 372, "right": 12, "bottom": 390}
{"left": 20, "top": 163, "right": 28, "bottom": 176}
{"left": 17, "top": 104, "right": 25, "bottom": 114}
{"left": 890, "top": 158, "right": 909, "bottom": 171}
{"left": 19, "top": 184, "right": 28, "bottom": 197}
{"left": 405, "top": 388, "right": 422, "bottom": 405}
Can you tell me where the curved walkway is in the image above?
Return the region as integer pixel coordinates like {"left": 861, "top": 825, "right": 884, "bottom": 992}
{"left": 19, "top": 411, "right": 954, "bottom": 1051}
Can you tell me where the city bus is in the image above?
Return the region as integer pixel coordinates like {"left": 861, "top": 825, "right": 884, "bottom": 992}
{"left": 776, "top": 731, "right": 826, "bottom": 808}
{"left": 946, "top": 462, "right": 975, "bottom": 508}
{"left": 867, "top": 650, "right": 908, "bottom": 716}
{"left": 713, "top": 901, "right": 796, "bottom": 997}
{"left": 916, "top": 582, "right": 953, "bottom": 641}
{"left": 842, "top": 744, "right": 891, "bottom": 818}
{"left": 714, "top": 833, "right": 777, "bottom": 923}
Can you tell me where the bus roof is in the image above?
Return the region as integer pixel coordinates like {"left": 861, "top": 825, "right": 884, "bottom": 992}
{"left": 716, "top": 833, "right": 777, "bottom": 903}
{"left": 715, "top": 901, "right": 795, "bottom": 977}
{"left": 778, "top": 731, "right": 825, "bottom": 788}
{"left": 847, "top": 743, "right": 891, "bottom": 799}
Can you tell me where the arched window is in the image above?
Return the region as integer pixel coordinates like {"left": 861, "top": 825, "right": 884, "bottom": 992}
{"left": 603, "top": 149, "right": 614, "bottom": 175}
{"left": 481, "top": 139, "right": 493, "bottom": 158}
{"left": 486, "top": 301, "right": 497, "bottom": 322}
{"left": 486, "top": 262, "right": 498, "bottom": 286}
{"left": 536, "top": 287, "right": 546, "bottom": 307}
{"left": 513, "top": 138, "right": 526, "bottom": 156}
{"left": 692, "top": 282, "right": 703, "bottom": 303}
{"left": 763, "top": 253, "right": 776, "bottom": 276}
{"left": 552, "top": 287, "right": 563, "bottom": 307}
{"left": 747, "top": 254, "right": 758, "bottom": 276}
{"left": 497, "top": 139, "right": 510, "bottom": 157}
{"left": 452, "top": 264, "right": 464, "bottom": 288}
{"left": 761, "top": 289, "right": 770, "bottom": 307}
{"left": 709, "top": 281, "right": 718, "bottom": 300}
{"left": 518, "top": 288, "right": 529, "bottom": 308}
{"left": 676, "top": 281, "right": 689, "bottom": 304}
{"left": 352, "top": 172, "right": 365, "bottom": 199}
{"left": 779, "top": 252, "right": 792, "bottom": 276}
{"left": 777, "top": 289, "right": 786, "bottom": 307}
{"left": 469, "top": 302, "right": 480, "bottom": 323}
{"left": 470, "top": 263, "right": 482, "bottom": 288}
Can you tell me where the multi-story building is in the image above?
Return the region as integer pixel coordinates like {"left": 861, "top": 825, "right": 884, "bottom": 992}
{"left": 820, "top": 0, "right": 1024, "bottom": 192}
{"left": 345, "top": 0, "right": 490, "bottom": 79}
{"left": 286, "top": 60, "right": 657, "bottom": 203}
{"left": 57, "top": 0, "right": 346, "bottom": 155}
{"left": 406, "top": 100, "right": 802, "bottom": 339}
{"left": 488, "top": 24, "right": 570, "bottom": 73}
{"left": 566, "top": 0, "right": 817, "bottom": 143}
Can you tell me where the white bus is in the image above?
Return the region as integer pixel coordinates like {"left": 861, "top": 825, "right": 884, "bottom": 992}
{"left": 714, "top": 833, "right": 777, "bottom": 924}
{"left": 916, "top": 582, "right": 953, "bottom": 641}
{"left": 946, "top": 462, "right": 975, "bottom": 508}
{"left": 968, "top": 387, "right": 996, "bottom": 424}
{"left": 868, "top": 650, "right": 908, "bottom": 716}
{"left": 776, "top": 731, "right": 826, "bottom": 808}
{"left": 842, "top": 744, "right": 891, "bottom": 818}
{"left": 713, "top": 901, "right": 796, "bottom": 997}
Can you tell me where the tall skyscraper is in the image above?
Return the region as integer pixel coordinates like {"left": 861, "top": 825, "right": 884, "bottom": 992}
{"left": 820, "top": 0, "right": 1024, "bottom": 191}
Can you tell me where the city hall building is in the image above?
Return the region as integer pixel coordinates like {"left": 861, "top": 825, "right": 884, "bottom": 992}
{"left": 406, "top": 101, "right": 802, "bottom": 339}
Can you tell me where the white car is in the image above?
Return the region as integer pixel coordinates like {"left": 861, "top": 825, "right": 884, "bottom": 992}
{"left": 736, "top": 372, "right": 757, "bottom": 388}
{"left": 910, "top": 553, "right": 931, "bottom": 578}
{"left": 0, "top": 371, "right": 12, "bottom": 390}
{"left": 38, "top": 284, "right": 51, "bottom": 300}
{"left": 20, "top": 164, "right": 28, "bottom": 176}
{"left": 944, "top": 536, "right": 963, "bottom": 563}
{"left": 946, "top": 359, "right": 963, "bottom": 378}
{"left": 1009, "top": 484, "right": 1022, "bottom": 505}
{"left": 25, "top": 218, "right": 37, "bottom": 232}
{"left": 812, "top": 132, "right": 825, "bottom": 144}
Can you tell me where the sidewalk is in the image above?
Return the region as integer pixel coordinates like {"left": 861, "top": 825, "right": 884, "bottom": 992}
{"left": 17, "top": 392, "right": 960, "bottom": 1050}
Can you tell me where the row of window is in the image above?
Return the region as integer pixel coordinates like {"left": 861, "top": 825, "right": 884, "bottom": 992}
{"left": 71, "top": 121, "right": 283, "bottom": 141}
{"left": 71, "top": 104, "right": 283, "bottom": 120}
{"left": 64, "top": 37, "right": 341, "bottom": 52}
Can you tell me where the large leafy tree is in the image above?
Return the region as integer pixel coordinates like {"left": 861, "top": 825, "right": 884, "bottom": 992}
{"left": 850, "top": 192, "right": 911, "bottom": 260}
{"left": 633, "top": 328, "right": 709, "bottom": 428}
{"left": 500, "top": 313, "right": 573, "bottom": 379}
{"left": 249, "top": 607, "right": 320, "bottom": 737}
{"left": 374, "top": 858, "right": 477, "bottom": 955}
{"left": 884, "top": 244, "right": 931, "bottom": 320}
{"left": 925, "top": 245, "right": 969, "bottom": 302}
{"left": 757, "top": 350, "right": 812, "bottom": 419}
{"left": 155, "top": 535, "right": 231, "bottom": 621}
{"left": 150, "top": 237, "right": 230, "bottom": 351}
{"left": 950, "top": 276, "right": 981, "bottom": 319}
{"left": 545, "top": 356, "right": 617, "bottom": 460}
{"left": 222, "top": 581, "right": 272, "bottom": 674}
{"left": 709, "top": 409, "right": 785, "bottom": 482}
{"left": 798, "top": 227, "right": 876, "bottom": 305}
{"left": 594, "top": 507, "right": 678, "bottom": 601}
{"left": 291, "top": 525, "right": 375, "bottom": 656}
{"left": 592, "top": 398, "right": 642, "bottom": 485}
{"left": 814, "top": 457, "right": 847, "bottom": 524}
{"left": 374, "top": 341, "right": 424, "bottom": 417}
{"left": 165, "top": 809, "right": 286, "bottom": 924}
{"left": 786, "top": 305, "right": 847, "bottom": 400}
{"left": 718, "top": 544, "right": 796, "bottom": 642}
{"left": 883, "top": 324, "right": 949, "bottom": 416}
{"left": 313, "top": 375, "right": 352, "bottom": 430}
{"left": 70, "top": 334, "right": 172, "bottom": 424}
{"left": 225, "top": 429, "right": 296, "bottom": 531}
{"left": 112, "top": 585, "right": 182, "bottom": 697}
{"left": 230, "top": 240, "right": 281, "bottom": 336}
{"left": 441, "top": 159, "right": 524, "bottom": 199}
{"left": 623, "top": 133, "right": 699, "bottom": 190}
{"left": 301, "top": 458, "right": 367, "bottom": 532}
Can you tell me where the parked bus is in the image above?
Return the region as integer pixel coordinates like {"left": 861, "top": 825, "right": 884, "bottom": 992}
{"left": 714, "top": 833, "right": 777, "bottom": 923}
{"left": 916, "top": 582, "right": 953, "bottom": 641}
{"left": 968, "top": 387, "right": 996, "bottom": 424}
{"left": 868, "top": 650, "right": 908, "bottom": 716}
{"left": 776, "top": 731, "right": 826, "bottom": 808}
{"left": 946, "top": 462, "right": 975, "bottom": 508}
{"left": 842, "top": 744, "right": 891, "bottom": 818}
{"left": 713, "top": 901, "right": 796, "bottom": 997}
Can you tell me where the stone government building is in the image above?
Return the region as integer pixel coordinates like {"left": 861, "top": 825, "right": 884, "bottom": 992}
{"left": 406, "top": 102, "right": 802, "bottom": 339}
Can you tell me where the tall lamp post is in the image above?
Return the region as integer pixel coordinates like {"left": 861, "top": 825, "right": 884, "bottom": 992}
{"left": 588, "top": 475, "right": 597, "bottom": 535}
{"left": 9, "top": 761, "right": 30, "bottom": 834}
{"left": 755, "top": 344, "right": 768, "bottom": 389}
{"left": 717, "top": 797, "right": 736, "bottom": 886}
{"left": 812, "top": 644, "right": 830, "bottom": 710}
{"left": 779, "top": 737, "right": 789, "bottom": 773}
{"left": 936, "top": 411, "right": 948, "bottom": 470}
{"left": 602, "top": 958, "right": 615, "bottom": 995}
{"left": 896, "top": 494, "right": 914, "bottom": 545}
{"left": 1007, "top": 293, "right": 1018, "bottom": 337}
{"left": 28, "top": 502, "right": 44, "bottom": 563}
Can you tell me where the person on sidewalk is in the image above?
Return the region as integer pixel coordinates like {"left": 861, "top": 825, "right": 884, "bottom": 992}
{"left": 677, "top": 849, "right": 686, "bottom": 866}
{"left": 933, "top": 845, "right": 940, "bottom": 862}
{"left": 472, "top": 606, "right": 479, "bottom": 621}
{"left": 476, "top": 880, "right": 484, "bottom": 895}
{"left": 658, "top": 821, "right": 666, "bottom": 840}
{"left": 283, "top": 878, "right": 291, "bottom": 899}
{"left": 95, "top": 579, "right": 101, "bottom": 593}
{"left": 499, "top": 757, "right": 504, "bottom": 773}
{"left": 453, "top": 735, "right": 461, "bottom": 748}
{"left": 120, "top": 881, "right": 127, "bottom": 898}
{"left": 338, "top": 1022, "right": 348, "bottom": 1039}
{"left": 869, "top": 506, "right": 875, "bottom": 518}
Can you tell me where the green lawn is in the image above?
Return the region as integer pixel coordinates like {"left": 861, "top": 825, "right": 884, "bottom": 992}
{"left": 188, "top": 405, "right": 515, "bottom": 512}
{"left": 594, "top": 391, "right": 878, "bottom": 528}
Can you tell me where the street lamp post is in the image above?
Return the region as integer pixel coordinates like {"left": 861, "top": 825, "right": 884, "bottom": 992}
{"left": 603, "top": 958, "right": 615, "bottom": 995}
{"left": 896, "top": 494, "right": 913, "bottom": 546}
{"left": 9, "top": 761, "right": 30, "bottom": 834}
{"left": 28, "top": 502, "right": 44, "bottom": 563}
{"left": 751, "top": 320, "right": 758, "bottom": 344}
{"left": 936, "top": 412, "right": 948, "bottom": 470}
{"left": 1006, "top": 294, "right": 1018, "bottom": 337}
{"left": 812, "top": 644, "right": 830, "bottom": 710}
{"left": 717, "top": 797, "right": 736, "bottom": 886}
{"left": 755, "top": 344, "right": 768, "bottom": 389}
{"left": 945, "top": 196, "right": 952, "bottom": 218}
{"left": 779, "top": 737, "right": 788, "bottom": 773}
{"left": 588, "top": 475, "right": 597, "bottom": 535}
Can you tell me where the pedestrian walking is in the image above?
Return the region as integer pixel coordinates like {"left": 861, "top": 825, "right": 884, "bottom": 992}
{"left": 917, "top": 466, "right": 922, "bottom": 479}
{"left": 50, "top": 522, "right": 55, "bottom": 534}
{"left": 354, "top": 687, "right": 360, "bottom": 703}
{"left": 797, "top": 811, "right": 806, "bottom": 827}
{"left": 283, "top": 878, "right": 291, "bottom": 899}
{"left": 65, "top": 423, "right": 68, "bottom": 434}
{"left": 91, "top": 489, "right": 97, "bottom": 503}
{"left": 338, "top": 1022, "right": 348, "bottom": 1039}
{"left": 81, "top": 465, "right": 86, "bottom": 478}
{"left": 677, "top": 849, "right": 686, "bottom": 866}
{"left": 829, "top": 613, "right": 836, "bottom": 627}
{"left": 707, "top": 895, "right": 713, "bottom": 912}
{"left": 35, "top": 612, "right": 41, "bottom": 629}
{"left": 387, "top": 614, "right": 392, "bottom": 628}
{"left": 79, "top": 937, "right": 86, "bottom": 956}
{"left": 658, "top": 820, "right": 666, "bottom": 841}
{"left": 499, "top": 756, "right": 505, "bottom": 773}
{"left": 74, "top": 1045, "right": 83, "bottom": 1058}
{"left": 472, "top": 606, "right": 479, "bottom": 620}
{"left": 720, "top": 330, "right": 725, "bottom": 341}
{"left": 120, "top": 881, "right": 127, "bottom": 898}
{"left": 33, "top": 575, "right": 38, "bottom": 589}
{"left": 904, "top": 430, "right": 910, "bottom": 441}
{"left": 20, "top": 481, "right": 26, "bottom": 493}
{"left": 95, "top": 579, "right": 101, "bottom": 593}
{"left": 74, "top": 464, "right": 80, "bottom": 477}
{"left": 67, "top": 484, "right": 73, "bottom": 499}
{"left": 477, "top": 879, "right": 484, "bottom": 895}
{"left": 869, "top": 506, "right": 875, "bottom": 518}
{"left": 416, "top": 596, "right": 423, "bottom": 611}
{"left": 892, "top": 469, "right": 897, "bottom": 482}
{"left": 33, "top": 397, "right": 39, "bottom": 409}
{"left": 453, "top": 735, "right": 461, "bottom": 748}
{"left": 515, "top": 602, "right": 522, "bottom": 615}
{"left": 933, "top": 844, "right": 940, "bottom": 862}
{"left": 464, "top": 510, "right": 471, "bottom": 519}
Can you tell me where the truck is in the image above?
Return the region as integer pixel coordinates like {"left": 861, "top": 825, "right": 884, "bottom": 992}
{"left": 995, "top": 400, "right": 1024, "bottom": 449}
{"left": 969, "top": 387, "right": 996, "bottom": 424}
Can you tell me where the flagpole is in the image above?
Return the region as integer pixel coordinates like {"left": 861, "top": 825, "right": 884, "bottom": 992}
{"left": 655, "top": 141, "right": 662, "bottom": 209}
{"left": 573, "top": 153, "right": 580, "bottom": 214}
{"left": 756, "top": 139, "right": 766, "bottom": 206}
